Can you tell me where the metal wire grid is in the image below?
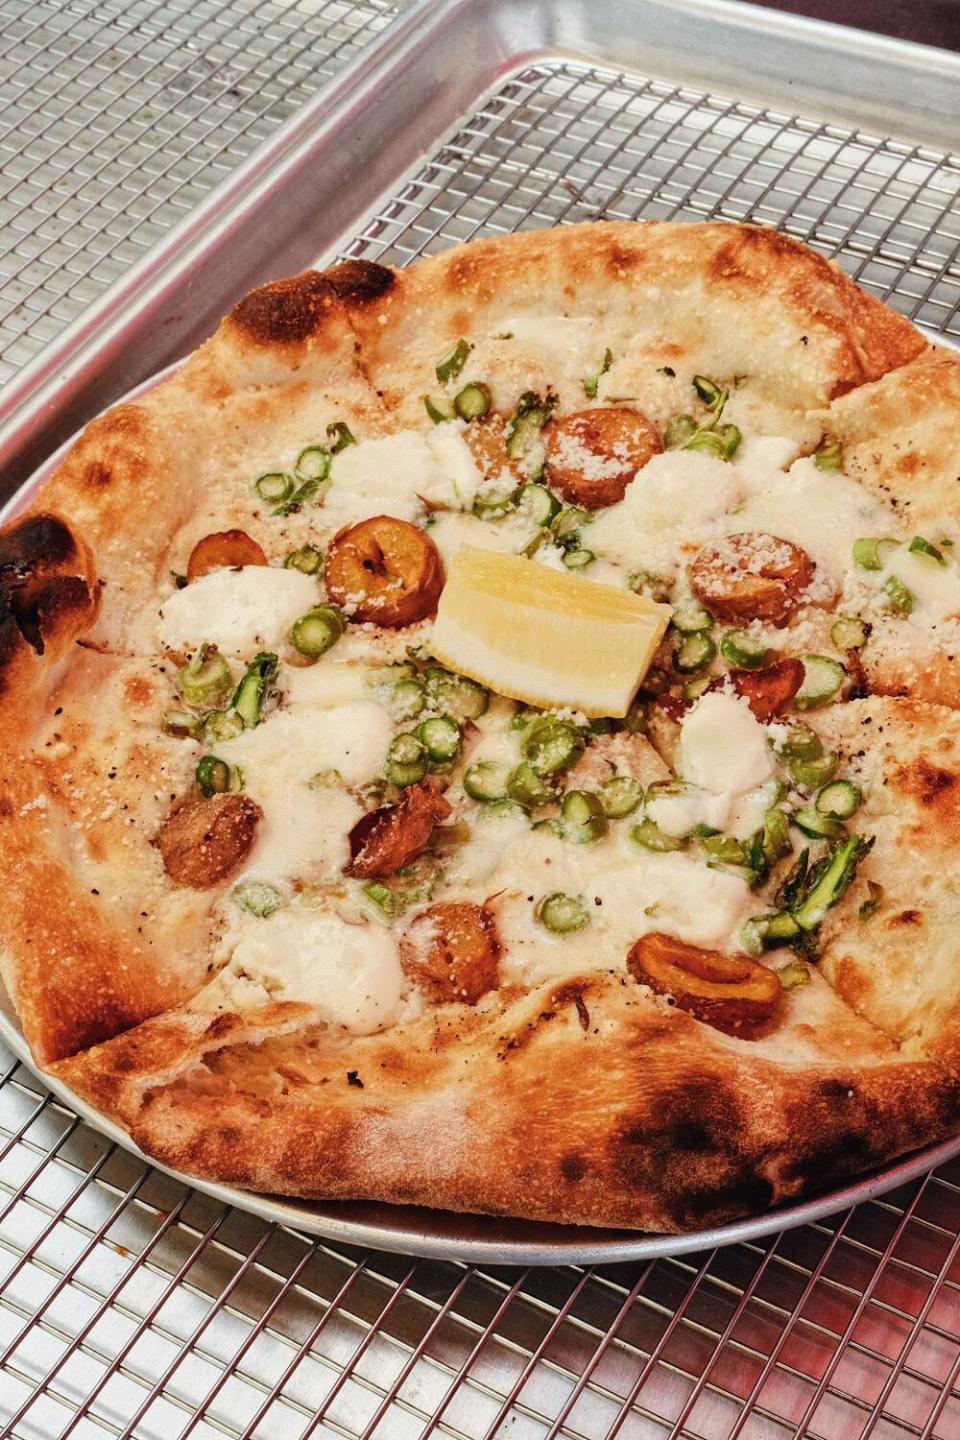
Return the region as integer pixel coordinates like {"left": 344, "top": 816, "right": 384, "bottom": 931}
{"left": 3, "top": 45, "right": 960, "bottom": 1440}
{"left": 0, "top": 0, "right": 400, "bottom": 389}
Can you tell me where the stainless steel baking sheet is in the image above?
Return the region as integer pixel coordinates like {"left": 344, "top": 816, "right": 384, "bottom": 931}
{"left": 3, "top": 0, "right": 960, "bottom": 1276}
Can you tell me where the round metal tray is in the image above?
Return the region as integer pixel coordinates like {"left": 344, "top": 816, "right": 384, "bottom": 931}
{"left": 5, "top": 994, "right": 960, "bottom": 1266}
{"left": 5, "top": 341, "right": 960, "bottom": 1266}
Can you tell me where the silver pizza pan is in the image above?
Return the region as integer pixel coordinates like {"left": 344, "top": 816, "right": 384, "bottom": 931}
{"left": 4, "top": 368, "right": 960, "bottom": 1266}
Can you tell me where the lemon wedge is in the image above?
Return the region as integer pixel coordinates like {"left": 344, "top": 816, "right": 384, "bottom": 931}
{"left": 430, "top": 547, "right": 672, "bottom": 718}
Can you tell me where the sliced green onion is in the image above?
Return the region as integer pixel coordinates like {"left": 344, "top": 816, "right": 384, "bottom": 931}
{"left": 909, "top": 535, "right": 945, "bottom": 564}
{"left": 778, "top": 959, "right": 811, "bottom": 990}
{"left": 776, "top": 723, "right": 823, "bottom": 762}
{"left": 283, "top": 544, "right": 323, "bottom": 575}
{"left": 813, "top": 438, "right": 842, "bottom": 472}
{"left": 559, "top": 789, "right": 608, "bottom": 843}
{"left": 523, "top": 717, "right": 585, "bottom": 776}
{"left": 795, "top": 655, "right": 845, "bottom": 710}
{"left": 472, "top": 486, "right": 515, "bottom": 518}
{"left": 505, "top": 390, "right": 557, "bottom": 459}
{"left": 196, "top": 754, "right": 232, "bottom": 796}
{"left": 290, "top": 605, "right": 346, "bottom": 658}
{"left": 883, "top": 574, "right": 914, "bottom": 616}
{"left": 425, "top": 394, "right": 456, "bottom": 425}
{"left": 720, "top": 628, "right": 768, "bottom": 670}
{"left": 361, "top": 881, "right": 404, "bottom": 921}
{"left": 273, "top": 474, "right": 329, "bottom": 517}
{"left": 793, "top": 833, "right": 873, "bottom": 931}
{"left": 294, "top": 445, "right": 332, "bottom": 483}
{"left": 415, "top": 715, "right": 461, "bottom": 762}
{"left": 326, "top": 421, "right": 356, "bottom": 453}
{"left": 598, "top": 775, "right": 642, "bottom": 818}
{"left": 623, "top": 699, "right": 648, "bottom": 733}
{"left": 583, "top": 346, "right": 613, "bottom": 399}
{"left": 515, "top": 483, "right": 561, "bottom": 527}
{"left": 830, "top": 614, "right": 868, "bottom": 650}
{"left": 254, "top": 472, "right": 293, "bottom": 504}
{"left": 675, "top": 632, "right": 716, "bottom": 674}
{"left": 309, "top": 768, "right": 342, "bottom": 788}
{"left": 161, "top": 709, "right": 201, "bottom": 740}
{"left": 202, "top": 709, "right": 245, "bottom": 744}
{"left": 389, "top": 678, "right": 426, "bottom": 722}
{"left": 788, "top": 750, "right": 839, "bottom": 789}
{"left": 507, "top": 761, "right": 556, "bottom": 808}
{"left": 815, "top": 779, "right": 861, "bottom": 820}
{"left": 630, "top": 818, "right": 689, "bottom": 852}
{"left": 231, "top": 651, "right": 278, "bottom": 729}
{"left": 741, "top": 911, "right": 800, "bottom": 956}
{"left": 535, "top": 891, "right": 590, "bottom": 934}
{"left": 384, "top": 732, "right": 429, "bottom": 787}
{"left": 683, "top": 675, "right": 712, "bottom": 701}
{"left": 701, "top": 833, "right": 747, "bottom": 865}
{"left": 436, "top": 337, "right": 470, "bottom": 383}
{"left": 178, "top": 645, "right": 232, "bottom": 707}
{"left": 664, "top": 414, "right": 697, "bottom": 449}
{"left": 552, "top": 505, "right": 590, "bottom": 547}
{"left": 233, "top": 882, "right": 281, "bottom": 918}
{"left": 562, "top": 547, "right": 595, "bottom": 571}
{"left": 758, "top": 807, "right": 792, "bottom": 869}
{"left": 671, "top": 597, "right": 713, "bottom": 634}
{"left": 463, "top": 760, "right": 510, "bottom": 802}
{"left": 684, "top": 423, "right": 741, "bottom": 460}
{"left": 792, "top": 802, "right": 847, "bottom": 841}
{"left": 627, "top": 567, "right": 673, "bottom": 601}
{"left": 424, "top": 666, "right": 489, "bottom": 720}
{"left": 454, "top": 381, "right": 491, "bottom": 420}
{"left": 853, "top": 536, "right": 898, "bottom": 571}
{"left": 692, "top": 374, "right": 724, "bottom": 410}
{"left": 475, "top": 797, "right": 526, "bottom": 822}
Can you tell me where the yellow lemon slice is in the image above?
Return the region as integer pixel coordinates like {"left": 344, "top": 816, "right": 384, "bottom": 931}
{"left": 430, "top": 547, "right": 672, "bottom": 718}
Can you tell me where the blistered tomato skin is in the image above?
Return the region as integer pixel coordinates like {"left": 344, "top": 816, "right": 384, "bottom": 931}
{"left": 186, "top": 529, "right": 268, "bottom": 581}
{"left": 345, "top": 782, "right": 452, "bottom": 880}
{"left": 627, "top": 931, "right": 782, "bottom": 1035}
{"left": 325, "top": 515, "right": 444, "bottom": 627}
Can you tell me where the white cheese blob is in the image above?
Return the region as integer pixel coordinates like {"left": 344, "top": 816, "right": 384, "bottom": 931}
{"left": 882, "top": 546, "right": 960, "bottom": 626}
{"left": 589, "top": 450, "right": 741, "bottom": 576}
{"left": 213, "top": 907, "right": 404, "bottom": 1033}
{"left": 679, "top": 691, "right": 774, "bottom": 795}
{"left": 157, "top": 566, "right": 319, "bottom": 657}
{"left": 220, "top": 701, "right": 390, "bottom": 883}
{"left": 734, "top": 454, "right": 891, "bottom": 584}
{"left": 325, "top": 424, "right": 482, "bottom": 524}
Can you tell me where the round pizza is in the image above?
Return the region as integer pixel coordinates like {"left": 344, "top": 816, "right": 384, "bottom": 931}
{"left": 3, "top": 220, "right": 960, "bottom": 1235}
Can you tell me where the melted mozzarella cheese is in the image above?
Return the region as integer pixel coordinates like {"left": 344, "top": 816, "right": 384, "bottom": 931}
{"left": 157, "top": 566, "right": 319, "bottom": 657}
{"left": 882, "top": 546, "right": 960, "bottom": 625}
{"left": 679, "top": 691, "right": 774, "bottom": 794}
{"left": 210, "top": 907, "right": 404, "bottom": 1033}
{"left": 589, "top": 450, "right": 741, "bottom": 576}
{"left": 325, "top": 424, "right": 481, "bottom": 525}
{"left": 491, "top": 828, "right": 753, "bottom": 989}
{"left": 220, "top": 701, "right": 390, "bottom": 883}
{"left": 734, "top": 454, "right": 890, "bottom": 583}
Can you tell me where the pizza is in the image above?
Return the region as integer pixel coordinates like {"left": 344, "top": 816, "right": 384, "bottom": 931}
{"left": 3, "top": 219, "right": 960, "bottom": 1235}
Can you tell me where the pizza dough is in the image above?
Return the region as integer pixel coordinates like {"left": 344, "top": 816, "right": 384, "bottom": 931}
{"left": 2, "top": 220, "right": 960, "bottom": 1233}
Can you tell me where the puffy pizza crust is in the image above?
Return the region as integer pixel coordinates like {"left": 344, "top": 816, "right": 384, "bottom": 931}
{"left": 53, "top": 973, "right": 957, "bottom": 1232}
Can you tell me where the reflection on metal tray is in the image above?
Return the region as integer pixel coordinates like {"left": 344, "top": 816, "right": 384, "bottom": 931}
{"left": 3, "top": 1, "right": 960, "bottom": 1434}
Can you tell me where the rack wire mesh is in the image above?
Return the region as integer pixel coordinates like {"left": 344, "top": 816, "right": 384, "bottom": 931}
{"left": 0, "top": 0, "right": 399, "bottom": 388}
{"left": 3, "top": 32, "right": 960, "bottom": 1440}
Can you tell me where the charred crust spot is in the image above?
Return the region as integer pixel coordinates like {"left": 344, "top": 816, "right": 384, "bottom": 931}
{"left": 84, "top": 461, "right": 113, "bottom": 488}
{"left": 445, "top": 252, "right": 483, "bottom": 290}
{"left": 0, "top": 514, "right": 78, "bottom": 575}
{"left": 678, "top": 1174, "right": 774, "bottom": 1224}
{"left": 817, "top": 1077, "right": 858, "bottom": 1103}
{"left": 205, "top": 1014, "right": 239, "bottom": 1042}
{"left": 325, "top": 258, "right": 395, "bottom": 304}
{"left": 887, "top": 908, "right": 922, "bottom": 928}
{"left": 230, "top": 272, "right": 337, "bottom": 345}
{"left": 607, "top": 243, "right": 644, "bottom": 273}
{"left": 560, "top": 1152, "right": 587, "bottom": 1183}
{"left": 895, "top": 757, "right": 959, "bottom": 810}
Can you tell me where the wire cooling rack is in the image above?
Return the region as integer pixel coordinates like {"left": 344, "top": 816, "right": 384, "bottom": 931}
{"left": 0, "top": 0, "right": 399, "bottom": 388}
{"left": 4, "top": 29, "right": 960, "bottom": 1440}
